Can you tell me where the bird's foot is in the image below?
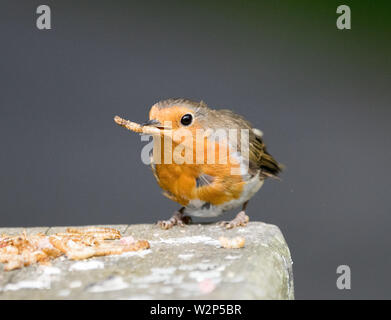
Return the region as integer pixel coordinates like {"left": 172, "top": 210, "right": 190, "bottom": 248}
{"left": 218, "top": 211, "right": 249, "bottom": 229}
{"left": 157, "top": 210, "right": 192, "bottom": 230}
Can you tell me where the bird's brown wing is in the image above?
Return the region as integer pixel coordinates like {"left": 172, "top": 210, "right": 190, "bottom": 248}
{"left": 195, "top": 107, "right": 283, "bottom": 179}
{"left": 249, "top": 133, "right": 282, "bottom": 179}
{"left": 209, "top": 109, "right": 282, "bottom": 179}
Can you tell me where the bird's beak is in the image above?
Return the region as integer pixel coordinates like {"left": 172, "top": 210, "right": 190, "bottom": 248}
{"left": 142, "top": 119, "right": 169, "bottom": 130}
{"left": 142, "top": 119, "right": 161, "bottom": 127}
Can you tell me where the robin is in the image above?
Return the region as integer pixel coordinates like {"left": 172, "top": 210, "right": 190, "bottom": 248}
{"left": 114, "top": 98, "right": 282, "bottom": 229}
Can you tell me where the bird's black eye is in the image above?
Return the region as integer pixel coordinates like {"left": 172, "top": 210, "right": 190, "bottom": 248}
{"left": 180, "top": 114, "right": 193, "bottom": 126}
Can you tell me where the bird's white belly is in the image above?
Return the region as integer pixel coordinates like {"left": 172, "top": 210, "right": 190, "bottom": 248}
{"left": 184, "top": 174, "right": 264, "bottom": 217}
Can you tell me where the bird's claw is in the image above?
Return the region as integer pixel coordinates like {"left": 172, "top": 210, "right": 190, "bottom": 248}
{"left": 218, "top": 211, "right": 249, "bottom": 229}
{"left": 157, "top": 220, "right": 175, "bottom": 230}
{"left": 157, "top": 211, "right": 192, "bottom": 230}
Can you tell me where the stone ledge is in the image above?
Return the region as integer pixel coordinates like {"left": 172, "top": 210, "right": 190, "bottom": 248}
{"left": 0, "top": 222, "right": 294, "bottom": 299}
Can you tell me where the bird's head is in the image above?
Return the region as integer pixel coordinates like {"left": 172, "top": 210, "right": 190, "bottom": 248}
{"left": 143, "top": 98, "right": 209, "bottom": 134}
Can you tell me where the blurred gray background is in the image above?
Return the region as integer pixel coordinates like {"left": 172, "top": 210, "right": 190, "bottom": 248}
{"left": 0, "top": 1, "right": 390, "bottom": 299}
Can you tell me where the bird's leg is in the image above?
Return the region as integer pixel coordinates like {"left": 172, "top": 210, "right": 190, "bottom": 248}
{"left": 218, "top": 201, "right": 250, "bottom": 229}
{"left": 157, "top": 207, "right": 192, "bottom": 230}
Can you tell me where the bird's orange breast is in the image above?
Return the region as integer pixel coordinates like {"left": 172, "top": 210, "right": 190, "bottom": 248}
{"left": 152, "top": 136, "right": 245, "bottom": 207}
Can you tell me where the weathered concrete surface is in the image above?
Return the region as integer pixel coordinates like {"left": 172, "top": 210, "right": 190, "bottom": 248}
{"left": 0, "top": 222, "right": 294, "bottom": 299}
